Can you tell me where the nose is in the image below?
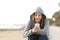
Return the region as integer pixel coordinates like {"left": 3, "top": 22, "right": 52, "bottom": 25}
{"left": 36, "top": 15, "right": 39, "bottom": 18}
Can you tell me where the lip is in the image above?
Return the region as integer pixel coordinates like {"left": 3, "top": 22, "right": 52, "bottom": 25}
{"left": 36, "top": 18, "right": 40, "bottom": 20}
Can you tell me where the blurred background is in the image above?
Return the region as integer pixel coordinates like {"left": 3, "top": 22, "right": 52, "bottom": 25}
{"left": 0, "top": 0, "right": 60, "bottom": 40}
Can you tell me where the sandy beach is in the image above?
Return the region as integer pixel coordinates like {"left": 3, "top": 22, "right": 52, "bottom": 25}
{"left": 0, "top": 26, "right": 60, "bottom": 40}
{"left": 0, "top": 29, "right": 27, "bottom": 40}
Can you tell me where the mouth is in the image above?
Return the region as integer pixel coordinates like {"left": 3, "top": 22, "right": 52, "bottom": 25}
{"left": 36, "top": 18, "right": 40, "bottom": 20}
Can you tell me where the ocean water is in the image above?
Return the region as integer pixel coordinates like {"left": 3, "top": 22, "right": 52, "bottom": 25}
{"left": 0, "top": 24, "right": 23, "bottom": 29}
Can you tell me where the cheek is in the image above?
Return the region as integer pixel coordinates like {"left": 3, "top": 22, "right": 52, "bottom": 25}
{"left": 40, "top": 16, "right": 42, "bottom": 20}
{"left": 38, "top": 17, "right": 41, "bottom": 21}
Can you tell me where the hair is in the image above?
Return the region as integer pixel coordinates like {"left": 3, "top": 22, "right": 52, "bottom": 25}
{"left": 32, "top": 13, "right": 46, "bottom": 29}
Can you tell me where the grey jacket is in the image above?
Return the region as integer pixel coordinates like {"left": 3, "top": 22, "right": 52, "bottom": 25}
{"left": 23, "top": 7, "right": 49, "bottom": 38}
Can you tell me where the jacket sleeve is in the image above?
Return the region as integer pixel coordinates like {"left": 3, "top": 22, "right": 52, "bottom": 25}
{"left": 38, "top": 19, "right": 49, "bottom": 36}
{"left": 23, "top": 20, "right": 33, "bottom": 38}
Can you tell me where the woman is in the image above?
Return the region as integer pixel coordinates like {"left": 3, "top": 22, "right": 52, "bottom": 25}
{"left": 23, "top": 7, "right": 49, "bottom": 40}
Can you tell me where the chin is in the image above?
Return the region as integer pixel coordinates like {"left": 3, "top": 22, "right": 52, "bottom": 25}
{"left": 35, "top": 21, "right": 40, "bottom": 23}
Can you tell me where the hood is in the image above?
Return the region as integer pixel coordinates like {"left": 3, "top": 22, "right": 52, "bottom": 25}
{"left": 30, "top": 7, "right": 46, "bottom": 21}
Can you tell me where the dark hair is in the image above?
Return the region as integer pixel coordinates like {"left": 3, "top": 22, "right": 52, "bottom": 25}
{"left": 40, "top": 13, "right": 46, "bottom": 29}
{"left": 32, "top": 13, "right": 46, "bottom": 29}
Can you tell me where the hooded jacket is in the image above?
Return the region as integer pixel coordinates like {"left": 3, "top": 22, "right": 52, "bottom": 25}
{"left": 23, "top": 7, "right": 49, "bottom": 38}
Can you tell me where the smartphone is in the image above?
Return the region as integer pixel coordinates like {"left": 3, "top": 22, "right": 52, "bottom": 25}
{"left": 35, "top": 23, "right": 40, "bottom": 29}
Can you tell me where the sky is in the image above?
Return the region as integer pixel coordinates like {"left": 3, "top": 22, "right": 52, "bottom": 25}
{"left": 0, "top": 0, "right": 60, "bottom": 29}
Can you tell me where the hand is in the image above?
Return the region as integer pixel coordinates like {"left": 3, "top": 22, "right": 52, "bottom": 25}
{"left": 31, "top": 26, "right": 40, "bottom": 33}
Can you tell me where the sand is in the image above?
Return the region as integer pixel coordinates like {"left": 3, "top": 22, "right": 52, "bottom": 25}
{"left": 0, "top": 30, "right": 27, "bottom": 40}
{"left": 0, "top": 26, "right": 60, "bottom": 40}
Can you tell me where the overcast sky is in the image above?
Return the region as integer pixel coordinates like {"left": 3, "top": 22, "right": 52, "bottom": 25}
{"left": 0, "top": 0, "right": 60, "bottom": 25}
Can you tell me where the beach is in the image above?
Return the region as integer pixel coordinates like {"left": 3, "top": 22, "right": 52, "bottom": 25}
{"left": 0, "top": 26, "right": 60, "bottom": 40}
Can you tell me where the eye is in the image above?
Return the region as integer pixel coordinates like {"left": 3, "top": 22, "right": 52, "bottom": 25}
{"left": 34, "top": 14, "right": 37, "bottom": 16}
{"left": 38, "top": 14, "right": 40, "bottom": 16}
{"left": 34, "top": 13, "right": 42, "bottom": 17}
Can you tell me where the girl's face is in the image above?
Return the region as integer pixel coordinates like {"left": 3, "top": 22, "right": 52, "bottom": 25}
{"left": 34, "top": 12, "right": 42, "bottom": 23}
